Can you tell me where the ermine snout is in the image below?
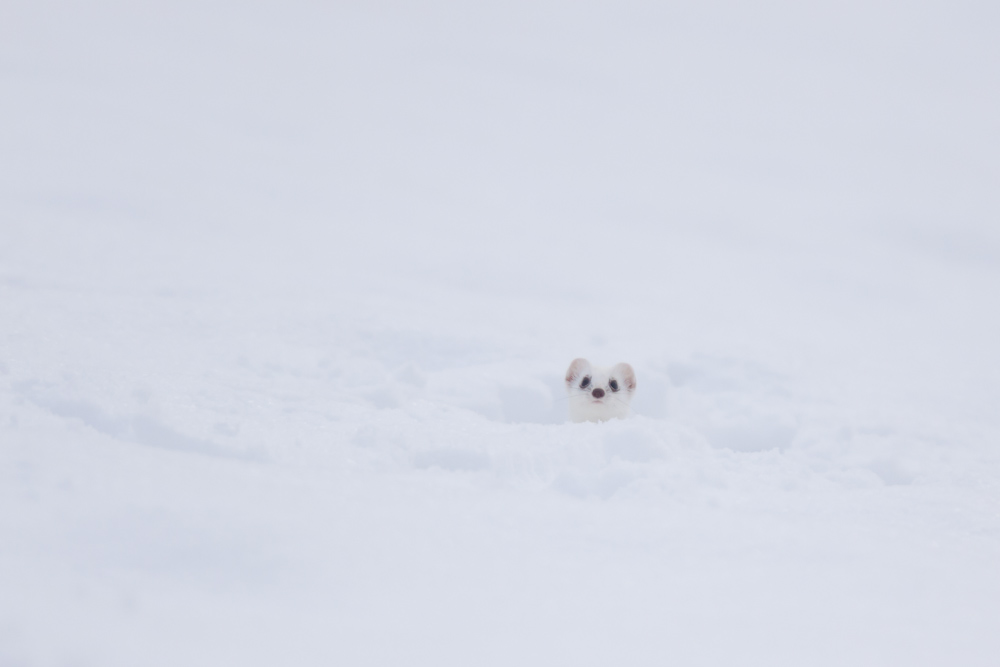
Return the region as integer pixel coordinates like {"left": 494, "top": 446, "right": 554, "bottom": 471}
{"left": 565, "top": 358, "right": 636, "bottom": 423}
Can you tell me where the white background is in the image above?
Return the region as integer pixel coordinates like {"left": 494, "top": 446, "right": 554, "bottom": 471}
{"left": 2, "top": 1, "right": 999, "bottom": 664}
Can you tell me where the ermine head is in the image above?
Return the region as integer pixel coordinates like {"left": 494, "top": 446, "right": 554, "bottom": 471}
{"left": 564, "top": 358, "right": 637, "bottom": 423}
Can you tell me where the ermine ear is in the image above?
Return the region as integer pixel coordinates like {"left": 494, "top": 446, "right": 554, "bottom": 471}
{"left": 566, "top": 358, "right": 591, "bottom": 384}
{"left": 612, "top": 362, "right": 636, "bottom": 392}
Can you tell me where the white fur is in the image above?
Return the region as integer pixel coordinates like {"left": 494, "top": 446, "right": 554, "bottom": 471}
{"left": 564, "top": 358, "right": 637, "bottom": 423}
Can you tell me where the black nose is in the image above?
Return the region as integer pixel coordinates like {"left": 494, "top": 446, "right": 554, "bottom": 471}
{"left": 592, "top": 388, "right": 605, "bottom": 398}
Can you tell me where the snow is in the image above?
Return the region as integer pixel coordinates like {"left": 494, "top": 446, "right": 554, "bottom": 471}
{"left": 2, "top": 1, "right": 1000, "bottom": 664}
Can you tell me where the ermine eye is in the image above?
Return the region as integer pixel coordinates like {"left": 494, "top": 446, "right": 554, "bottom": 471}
{"left": 580, "top": 376, "right": 591, "bottom": 389}
{"left": 609, "top": 379, "right": 619, "bottom": 392}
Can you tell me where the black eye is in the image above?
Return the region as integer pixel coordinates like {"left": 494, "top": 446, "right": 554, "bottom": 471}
{"left": 580, "top": 376, "right": 591, "bottom": 389}
{"left": 609, "top": 379, "right": 619, "bottom": 392}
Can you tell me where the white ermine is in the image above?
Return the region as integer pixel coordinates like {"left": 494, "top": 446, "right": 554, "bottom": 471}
{"left": 565, "top": 358, "right": 637, "bottom": 423}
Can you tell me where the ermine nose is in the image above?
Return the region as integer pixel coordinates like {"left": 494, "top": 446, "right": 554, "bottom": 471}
{"left": 591, "top": 388, "right": 605, "bottom": 398}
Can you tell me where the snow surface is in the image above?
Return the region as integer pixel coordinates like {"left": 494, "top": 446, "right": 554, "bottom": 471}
{"left": 2, "top": 1, "right": 1000, "bottom": 665}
